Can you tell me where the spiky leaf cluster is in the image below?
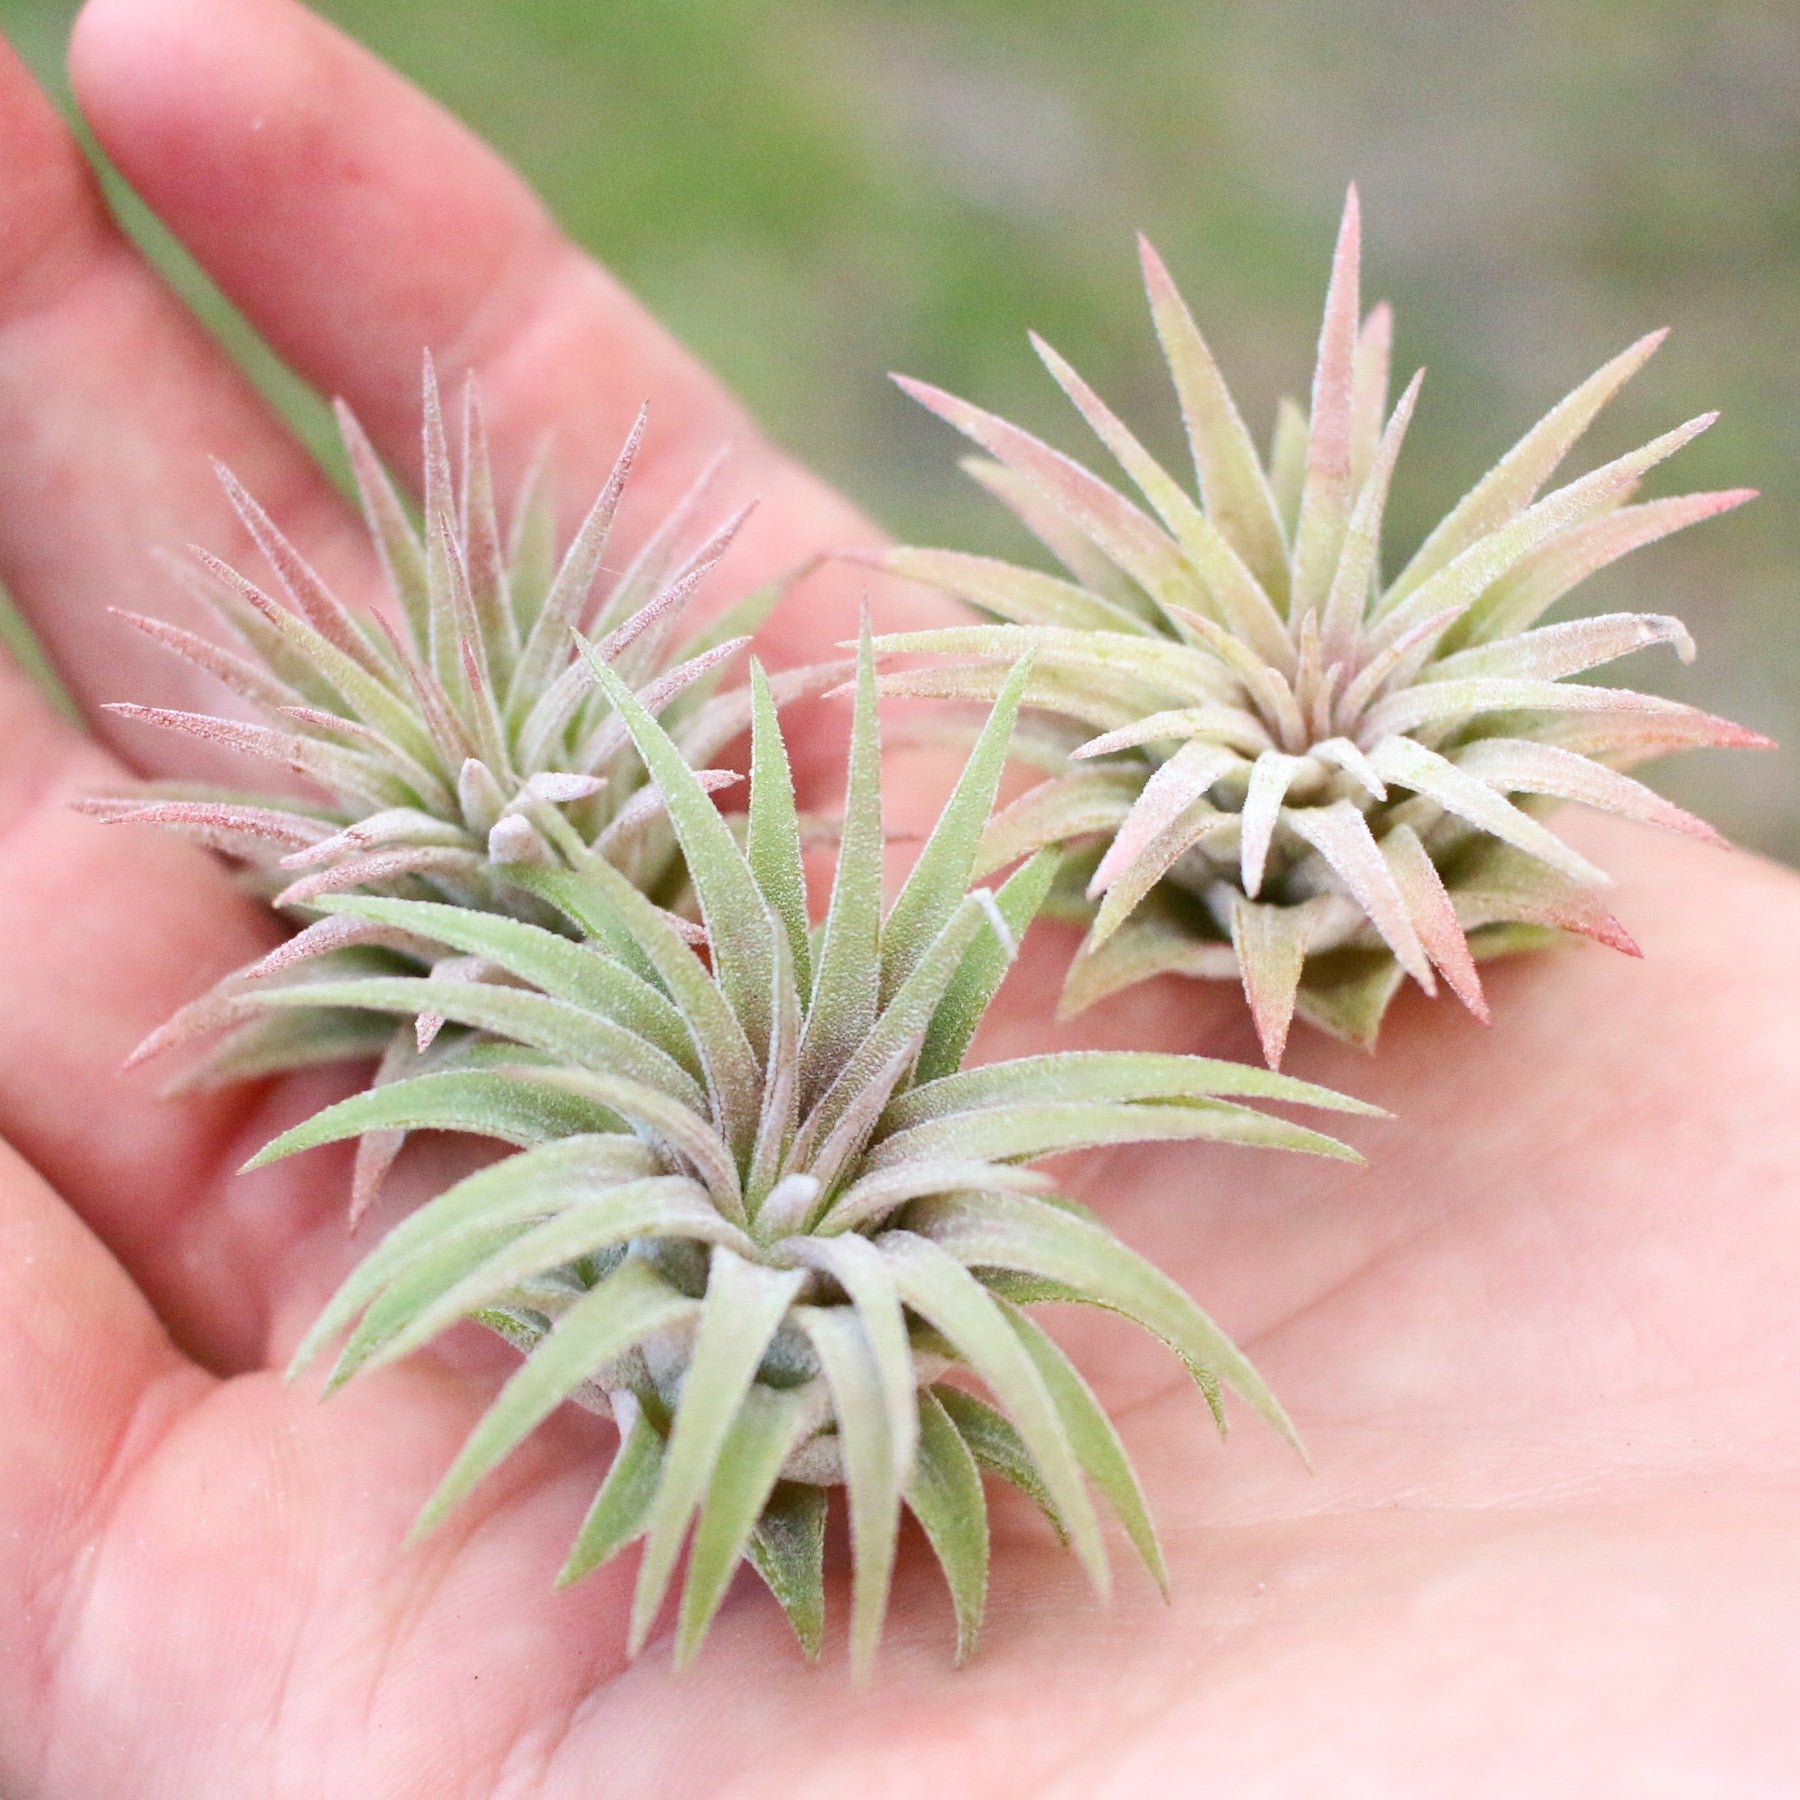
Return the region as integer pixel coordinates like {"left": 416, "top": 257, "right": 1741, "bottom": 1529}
{"left": 90, "top": 363, "right": 836, "bottom": 1210}
{"left": 243, "top": 634, "right": 1373, "bottom": 1670}
{"left": 876, "top": 190, "right": 1768, "bottom": 1065}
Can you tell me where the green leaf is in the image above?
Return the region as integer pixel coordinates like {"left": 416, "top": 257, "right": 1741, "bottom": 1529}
{"left": 914, "top": 851, "right": 1061, "bottom": 1085}
{"left": 745, "top": 660, "right": 812, "bottom": 997}
{"left": 250, "top": 976, "right": 702, "bottom": 1108}
{"left": 559, "top": 1403, "right": 667, "bottom": 1586}
{"left": 1000, "top": 1304, "right": 1167, "bottom": 1592}
{"left": 1030, "top": 332, "right": 1291, "bottom": 665}
{"left": 977, "top": 771, "right": 1139, "bottom": 880}
{"left": 676, "top": 1384, "right": 810, "bottom": 1667}
{"left": 354, "top": 1176, "right": 735, "bottom": 1380}
{"left": 507, "top": 408, "right": 640, "bottom": 717}
{"left": 913, "top": 1190, "right": 1303, "bottom": 1457}
{"left": 287, "top": 1136, "right": 662, "bottom": 1376}
{"left": 798, "top": 619, "right": 884, "bottom": 1102}
{"left": 245, "top": 1070, "right": 629, "bottom": 1170}
{"left": 788, "top": 1236, "right": 918, "bottom": 1489}
{"left": 896, "top": 377, "right": 1202, "bottom": 620}
{"left": 580, "top": 642, "right": 776, "bottom": 1056}
{"left": 800, "top": 1306, "right": 904, "bottom": 1679}
{"left": 870, "top": 1096, "right": 1363, "bottom": 1173}
{"left": 413, "top": 1259, "right": 697, "bottom": 1539}
{"left": 798, "top": 891, "right": 993, "bottom": 1168}
{"left": 1370, "top": 411, "right": 1716, "bottom": 648}
{"left": 507, "top": 859, "right": 763, "bottom": 1160}
{"left": 936, "top": 1385, "right": 1065, "bottom": 1542}
{"left": 629, "top": 1249, "right": 805, "bottom": 1657}
{"left": 1387, "top": 329, "right": 1667, "bottom": 606}
{"left": 315, "top": 895, "right": 698, "bottom": 1073}
{"left": 520, "top": 1066, "right": 742, "bottom": 1211}
{"left": 745, "top": 1482, "right": 829, "bottom": 1660}
{"left": 1230, "top": 895, "right": 1325, "bottom": 1072}
{"left": 885, "top": 546, "right": 1149, "bottom": 634}
{"left": 499, "top": 861, "right": 654, "bottom": 978}
{"left": 324, "top": 1224, "right": 526, "bottom": 1392}
{"left": 173, "top": 1007, "right": 397, "bottom": 1091}
{"left": 338, "top": 400, "right": 429, "bottom": 644}
{"left": 882, "top": 1231, "right": 1106, "bottom": 1595}
{"left": 1292, "top": 947, "right": 1407, "bottom": 1051}
{"left": 880, "top": 654, "right": 1033, "bottom": 1004}
{"left": 890, "top": 1048, "right": 1377, "bottom": 1132}
{"left": 1138, "top": 235, "right": 1290, "bottom": 603}
{"left": 871, "top": 625, "right": 1226, "bottom": 706}
{"left": 906, "top": 1387, "right": 989, "bottom": 1665}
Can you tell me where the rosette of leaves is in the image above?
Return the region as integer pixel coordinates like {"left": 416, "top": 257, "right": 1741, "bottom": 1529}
{"left": 239, "top": 632, "right": 1374, "bottom": 1670}
{"left": 89, "top": 361, "right": 839, "bottom": 1211}
{"left": 873, "top": 189, "right": 1768, "bottom": 1066}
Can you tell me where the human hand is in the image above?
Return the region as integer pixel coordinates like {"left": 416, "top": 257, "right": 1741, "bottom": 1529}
{"left": 0, "top": 2, "right": 1795, "bottom": 1794}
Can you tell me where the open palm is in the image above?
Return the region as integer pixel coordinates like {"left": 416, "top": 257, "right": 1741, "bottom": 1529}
{"left": 1, "top": 2, "right": 1795, "bottom": 1794}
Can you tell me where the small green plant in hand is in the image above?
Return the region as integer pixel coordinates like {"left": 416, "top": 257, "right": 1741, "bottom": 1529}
{"left": 92, "top": 361, "right": 837, "bottom": 1215}
{"left": 239, "top": 629, "right": 1375, "bottom": 1672}
{"left": 876, "top": 189, "right": 1768, "bottom": 1065}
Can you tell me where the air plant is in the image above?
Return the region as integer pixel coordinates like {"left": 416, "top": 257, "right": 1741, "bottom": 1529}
{"left": 88, "top": 362, "right": 839, "bottom": 1212}
{"left": 238, "top": 632, "right": 1375, "bottom": 1670}
{"left": 874, "top": 188, "right": 1769, "bottom": 1065}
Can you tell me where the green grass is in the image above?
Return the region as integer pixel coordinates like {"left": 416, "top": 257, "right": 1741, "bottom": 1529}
{"left": 1, "top": 0, "right": 1795, "bottom": 855}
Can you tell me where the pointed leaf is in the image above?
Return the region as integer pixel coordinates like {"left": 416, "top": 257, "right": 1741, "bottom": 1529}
{"left": 629, "top": 1250, "right": 805, "bottom": 1657}
{"left": 746, "top": 660, "right": 813, "bottom": 995}
{"left": 1381, "top": 823, "right": 1487, "bottom": 1019}
{"left": 882, "top": 655, "right": 1033, "bottom": 1002}
{"left": 580, "top": 647, "right": 776, "bottom": 1055}
{"left": 413, "top": 1258, "right": 697, "bottom": 1538}
{"left": 676, "top": 1383, "right": 810, "bottom": 1666}
{"left": 745, "top": 1482, "right": 829, "bottom": 1660}
{"left": 1139, "top": 234, "right": 1289, "bottom": 599}
{"left": 906, "top": 1386, "right": 989, "bottom": 1664}
{"left": 246, "top": 1069, "right": 628, "bottom": 1170}
{"left": 913, "top": 1190, "right": 1302, "bottom": 1453}
{"left": 936, "top": 1386, "right": 1065, "bottom": 1539}
{"left": 1287, "top": 801, "right": 1434, "bottom": 987}
{"left": 916, "top": 850, "right": 1060, "bottom": 1084}
{"left": 1368, "top": 735, "right": 1607, "bottom": 886}
{"left": 800, "top": 1306, "right": 904, "bottom": 1678}
{"left": 1229, "top": 894, "right": 1318, "bottom": 1070}
{"left": 882, "top": 1231, "right": 1107, "bottom": 1594}
{"left": 1389, "top": 329, "right": 1669, "bottom": 604}
{"left": 559, "top": 1400, "right": 667, "bottom": 1586}
{"left": 1291, "top": 188, "right": 1362, "bottom": 617}
{"left": 1002, "top": 1304, "right": 1166, "bottom": 1591}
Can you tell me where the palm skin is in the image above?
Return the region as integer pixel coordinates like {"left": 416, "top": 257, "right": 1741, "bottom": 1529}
{"left": 0, "top": 2, "right": 1795, "bottom": 1794}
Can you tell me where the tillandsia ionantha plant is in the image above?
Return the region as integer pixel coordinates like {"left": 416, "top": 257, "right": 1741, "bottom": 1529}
{"left": 88, "top": 359, "right": 840, "bottom": 1214}
{"left": 234, "top": 628, "right": 1375, "bottom": 1672}
{"left": 872, "top": 187, "right": 1771, "bottom": 1066}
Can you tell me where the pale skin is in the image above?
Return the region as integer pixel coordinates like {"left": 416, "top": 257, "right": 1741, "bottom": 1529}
{"left": 0, "top": 1, "right": 1796, "bottom": 1793}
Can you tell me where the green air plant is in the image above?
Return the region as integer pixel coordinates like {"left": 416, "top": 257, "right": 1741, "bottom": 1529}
{"left": 238, "top": 629, "right": 1376, "bottom": 1671}
{"left": 873, "top": 188, "right": 1770, "bottom": 1066}
{"left": 88, "top": 361, "right": 840, "bottom": 1214}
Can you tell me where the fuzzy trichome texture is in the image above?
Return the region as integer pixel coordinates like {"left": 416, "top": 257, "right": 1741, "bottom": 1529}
{"left": 876, "top": 187, "right": 1768, "bottom": 1065}
{"left": 242, "top": 631, "right": 1375, "bottom": 1670}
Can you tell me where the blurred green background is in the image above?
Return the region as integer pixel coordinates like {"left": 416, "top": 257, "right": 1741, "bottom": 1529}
{"left": 4, "top": 0, "right": 1797, "bottom": 856}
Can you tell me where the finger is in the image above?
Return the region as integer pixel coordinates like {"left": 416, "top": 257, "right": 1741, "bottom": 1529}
{"left": 69, "top": 0, "right": 951, "bottom": 677}
{"left": 0, "top": 1132, "right": 210, "bottom": 1777}
{"left": 0, "top": 32, "right": 375, "bottom": 766}
{"left": 0, "top": 649, "right": 367, "bottom": 1368}
{"left": 0, "top": 1121, "right": 636, "bottom": 1797}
